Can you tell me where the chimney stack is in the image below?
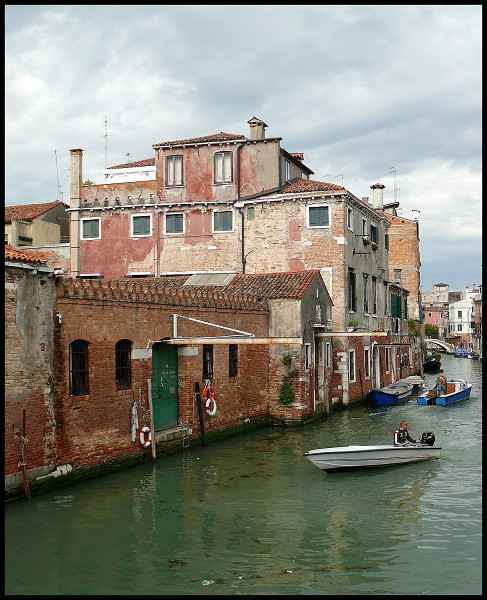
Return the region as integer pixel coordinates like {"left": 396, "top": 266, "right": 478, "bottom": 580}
{"left": 248, "top": 116, "right": 267, "bottom": 140}
{"left": 69, "top": 149, "right": 83, "bottom": 278}
{"left": 370, "top": 183, "right": 385, "bottom": 210}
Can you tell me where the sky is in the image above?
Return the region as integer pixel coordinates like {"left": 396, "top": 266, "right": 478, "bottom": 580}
{"left": 5, "top": 5, "right": 482, "bottom": 293}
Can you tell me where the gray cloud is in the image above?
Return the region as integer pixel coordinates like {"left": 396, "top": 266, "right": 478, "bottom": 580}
{"left": 5, "top": 5, "right": 481, "bottom": 291}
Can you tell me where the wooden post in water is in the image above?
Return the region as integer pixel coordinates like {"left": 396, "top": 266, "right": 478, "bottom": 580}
{"left": 359, "top": 369, "right": 365, "bottom": 401}
{"left": 147, "top": 379, "right": 156, "bottom": 462}
{"left": 20, "top": 409, "right": 31, "bottom": 500}
{"left": 195, "top": 382, "right": 206, "bottom": 447}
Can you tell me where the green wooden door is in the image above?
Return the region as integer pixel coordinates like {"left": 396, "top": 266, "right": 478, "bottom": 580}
{"left": 151, "top": 343, "right": 178, "bottom": 430}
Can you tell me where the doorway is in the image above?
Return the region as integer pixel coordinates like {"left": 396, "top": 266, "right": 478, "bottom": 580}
{"left": 151, "top": 342, "right": 179, "bottom": 430}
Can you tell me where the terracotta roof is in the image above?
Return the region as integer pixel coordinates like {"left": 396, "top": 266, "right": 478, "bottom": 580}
{"left": 153, "top": 132, "right": 246, "bottom": 148}
{"left": 5, "top": 244, "right": 47, "bottom": 265}
{"left": 5, "top": 201, "right": 67, "bottom": 224}
{"left": 152, "top": 269, "right": 325, "bottom": 300}
{"left": 290, "top": 153, "right": 304, "bottom": 161}
{"left": 106, "top": 158, "right": 155, "bottom": 170}
{"left": 280, "top": 178, "right": 346, "bottom": 194}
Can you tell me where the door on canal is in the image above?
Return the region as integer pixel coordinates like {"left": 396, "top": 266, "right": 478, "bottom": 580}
{"left": 151, "top": 342, "right": 178, "bottom": 430}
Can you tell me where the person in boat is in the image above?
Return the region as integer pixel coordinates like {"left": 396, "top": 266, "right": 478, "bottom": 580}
{"left": 435, "top": 369, "right": 447, "bottom": 396}
{"left": 394, "top": 421, "right": 420, "bottom": 445}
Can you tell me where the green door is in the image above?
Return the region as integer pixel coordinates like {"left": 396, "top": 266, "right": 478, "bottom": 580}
{"left": 151, "top": 343, "right": 178, "bottom": 430}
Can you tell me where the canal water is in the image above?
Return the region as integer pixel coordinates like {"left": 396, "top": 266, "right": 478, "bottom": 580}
{"left": 5, "top": 354, "right": 481, "bottom": 595}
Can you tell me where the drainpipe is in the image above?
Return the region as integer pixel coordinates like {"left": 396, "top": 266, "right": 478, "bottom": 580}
{"left": 236, "top": 142, "right": 246, "bottom": 273}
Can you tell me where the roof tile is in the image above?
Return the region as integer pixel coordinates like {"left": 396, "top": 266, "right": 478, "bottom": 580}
{"left": 5, "top": 201, "right": 67, "bottom": 223}
{"left": 4, "top": 245, "right": 47, "bottom": 265}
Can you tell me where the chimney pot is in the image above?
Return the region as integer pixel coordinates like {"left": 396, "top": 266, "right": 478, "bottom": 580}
{"left": 370, "top": 183, "right": 385, "bottom": 210}
{"left": 248, "top": 116, "right": 267, "bottom": 140}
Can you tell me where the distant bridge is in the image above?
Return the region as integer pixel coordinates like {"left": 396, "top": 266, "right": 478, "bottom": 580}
{"left": 425, "top": 338, "right": 455, "bottom": 354}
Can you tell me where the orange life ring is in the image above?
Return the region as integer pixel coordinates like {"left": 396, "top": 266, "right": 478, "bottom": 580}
{"left": 139, "top": 426, "right": 151, "bottom": 448}
{"left": 202, "top": 386, "right": 215, "bottom": 403}
{"left": 202, "top": 386, "right": 217, "bottom": 416}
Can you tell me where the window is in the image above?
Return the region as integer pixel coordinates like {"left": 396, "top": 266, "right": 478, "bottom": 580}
{"left": 370, "top": 224, "right": 378, "bottom": 244}
{"left": 348, "top": 269, "right": 357, "bottom": 312}
{"left": 285, "top": 159, "right": 291, "bottom": 181}
{"left": 166, "top": 155, "right": 183, "bottom": 187}
{"left": 247, "top": 206, "right": 255, "bottom": 219}
{"left": 347, "top": 207, "right": 354, "bottom": 231}
{"left": 69, "top": 339, "right": 89, "bottom": 396}
{"left": 214, "top": 151, "right": 233, "bottom": 184}
{"left": 115, "top": 339, "right": 132, "bottom": 390}
{"left": 203, "top": 344, "right": 213, "bottom": 380}
{"left": 213, "top": 210, "right": 233, "bottom": 232}
{"left": 81, "top": 217, "right": 101, "bottom": 240}
{"left": 308, "top": 205, "right": 330, "bottom": 228}
{"left": 458, "top": 324, "right": 462, "bottom": 332}
{"left": 458, "top": 310, "right": 462, "bottom": 318}
{"left": 131, "top": 214, "right": 152, "bottom": 237}
{"left": 364, "top": 347, "right": 370, "bottom": 378}
{"left": 325, "top": 342, "right": 332, "bottom": 368}
{"left": 349, "top": 349, "right": 356, "bottom": 383}
{"left": 363, "top": 274, "right": 369, "bottom": 313}
{"left": 385, "top": 347, "right": 391, "bottom": 372}
{"left": 165, "top": 213, "right": 184, "bottom": 234}
{"left": 372, "top": 277, "right": 377, "bottom": 314}
{"left": 229, "top": 345, "right": 238, "bottom": 377}
{"left": 385, "top": 233, "right": 389, "bottom": 250}
{"left": 305, "top": 343, "right": 311, "bottom": 370}
{"left": 362, "top": 218, "right": 368, "bottom": 237}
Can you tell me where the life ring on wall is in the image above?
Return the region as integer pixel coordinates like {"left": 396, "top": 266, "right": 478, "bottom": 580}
{"left": 139, "top": 426, "right": 151, "bottom": 448}
{"left": 205, "top": 397, "right": 217, "bottom": 416}
{"left": 202, "top": 386, "right": 215, "bottom": 403}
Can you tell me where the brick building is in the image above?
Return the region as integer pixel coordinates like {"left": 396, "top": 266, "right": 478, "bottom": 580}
{"left": 68, "top": 117, "right": 421, "bottom": 407}
{"left": 6, "top": 247, "right": 338, "bottom": 499}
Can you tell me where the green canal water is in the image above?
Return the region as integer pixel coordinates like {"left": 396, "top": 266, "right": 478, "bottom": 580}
{"left": 5, "top": 354, "right": 481, "bottom": 595}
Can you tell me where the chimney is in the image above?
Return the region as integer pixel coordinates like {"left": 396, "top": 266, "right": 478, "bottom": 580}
{"left": 370, "top": 183, "right": 385, "bottom": 210}
{"left": 69, "top": 149, "right": 83, "bottom": 278}
{"left": 248, "top": 116, "right": 267, "bottom": 140}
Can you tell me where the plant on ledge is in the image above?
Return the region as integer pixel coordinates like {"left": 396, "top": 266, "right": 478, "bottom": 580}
{"left": 363, "top": 237, "right": 370, "bottom": 245}
{"left": 278, "top": 353, "right": 299, "bottom": 406}
{"left": 371, "top": 242, "right": 378, "bottom": 250}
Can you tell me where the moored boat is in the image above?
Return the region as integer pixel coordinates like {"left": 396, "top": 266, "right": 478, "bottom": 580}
{"left": 304, "top": 439, "right": 440, "bottom": 472}
{"left": 417, "top": 378, "right": 472, "bottom": 406}
{"left": 423, "top": 357, "right": 441, "bottom": 372}
{"left": 455, "top": 349, "right": 468, "bottom": 358}
{"left": 368, "top": 381, "right": 413, "bottom": 406}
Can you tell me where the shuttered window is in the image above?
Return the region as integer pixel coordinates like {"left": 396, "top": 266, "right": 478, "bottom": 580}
{"left": 131, "top": 214, "right": 151, "bottom": 237}
{"left": 165, "top": 213, "right": 184, "bottom": 234}
{"left": 213, "top": 210, "right": 233, "bottom": 232}
{"left": 166, "top": 155, "right": 183, "bottom": 187}
{"left": 214, "top": 151, "right": 233, "bottom": 184}
{"left": 308, "top": 205, "right": 330, "bottom": 227}
{"left": 81, "top": 218, "right": 100, "bottom": 239}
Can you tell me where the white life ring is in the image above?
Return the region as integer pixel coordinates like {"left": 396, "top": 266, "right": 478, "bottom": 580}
{"left": 205, "top": 397, "right": 217, "bottom": 416}
{"left": 139, "top": 426, "right": 151, "bottom": 448}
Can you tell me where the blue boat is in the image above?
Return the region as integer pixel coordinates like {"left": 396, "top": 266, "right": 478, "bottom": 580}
{"left": 417, "top": 378, "right": 472, "bottom": 406}
{"left": 455, "top": 349, "right": 468, "bottom": 358}
{"left": 368, "top": 382, "right": 414, "bottom": 406}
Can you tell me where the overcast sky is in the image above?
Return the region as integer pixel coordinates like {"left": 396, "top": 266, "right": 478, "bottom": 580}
{"left": 5, "top": 5, "right": 482, "bottom": 292}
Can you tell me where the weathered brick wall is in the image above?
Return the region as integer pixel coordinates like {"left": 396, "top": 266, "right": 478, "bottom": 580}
{"left": 5, "top": 267, "right": 58, "bottom": 481}
{"left": 53, "top": 278, "right": 271, "bottom": 469}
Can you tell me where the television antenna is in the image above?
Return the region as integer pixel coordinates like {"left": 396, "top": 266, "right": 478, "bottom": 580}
{"left": 389, "top": 167, "right": 399, "bottom": 202}
{"left": 103, "top": 115, "right": 112, "bottom": 167}
{"left": 53, "top": 150, "right": 62, "bottom": 201}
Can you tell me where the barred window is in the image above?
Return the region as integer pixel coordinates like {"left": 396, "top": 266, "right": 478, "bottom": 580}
{"left": 229, "top": 344, "right": 238, "bottom": 377}
{"left": 69, "top": 339, "right": 89, "bottom": 396}
{"left": 203, "top": 344, "right": 213, "bottom": 380}
{"left": 115, "top": 339, "right": 132, "bottom": 390}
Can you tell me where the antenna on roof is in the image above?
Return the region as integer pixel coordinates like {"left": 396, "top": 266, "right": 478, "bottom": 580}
{"left": 53, "top": 150, "right": 61, "bottom": 201}
{"left": 126, "top": 152, "right": 130, "bottom": 163}
{"left": 336, "top": 174, "right": 343, "bottom": 185}
{"left": 389, "top": 167, "right": 399, "bottom": 203}
{"left": 103, "top": 115, "right": 112, "bottom": 167}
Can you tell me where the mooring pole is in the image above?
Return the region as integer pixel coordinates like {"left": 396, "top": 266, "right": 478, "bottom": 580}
{"left": 20, "top": 409, "right": 31, "bottom": 500}
{"left": 195, "top": 382, "right": 206, "bottom": 447}
{"left": 359, "top": 369, "right": 365, "bottom": 402}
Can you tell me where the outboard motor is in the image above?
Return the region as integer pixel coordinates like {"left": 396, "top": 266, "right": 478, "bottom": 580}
{"left": 421, "top": 432, "right": 435, "bottom": 446}
{"left": 426, "top": 390, "right": 438, "bottom": 405}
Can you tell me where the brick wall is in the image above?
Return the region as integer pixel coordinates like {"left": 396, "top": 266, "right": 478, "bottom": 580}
{"left": 5, "top": 266, "right": 58, "bottom": 483}
{"left": 53, "top": 277, "right": 271, "bottom": 469}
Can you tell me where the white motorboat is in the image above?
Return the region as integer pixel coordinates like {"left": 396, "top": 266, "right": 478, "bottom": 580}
{"left": 304, "top": 441, "right": 440, "bottom": 472}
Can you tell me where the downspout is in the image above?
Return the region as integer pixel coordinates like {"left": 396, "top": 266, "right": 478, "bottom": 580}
{"left": 236, "top": 142, "right": 246, "bottom": 273}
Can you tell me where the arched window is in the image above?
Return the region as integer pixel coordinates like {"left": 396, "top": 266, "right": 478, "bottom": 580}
{"left": 116, "top": 339, "right": 132, "bottom": 390}
{"left": 69, "top": 339, "right": 89, "bottom": 396}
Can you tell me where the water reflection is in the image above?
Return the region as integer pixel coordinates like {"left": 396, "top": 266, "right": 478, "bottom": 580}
{"left": 5, "top": 354, "right": 482, "bottom": 595}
